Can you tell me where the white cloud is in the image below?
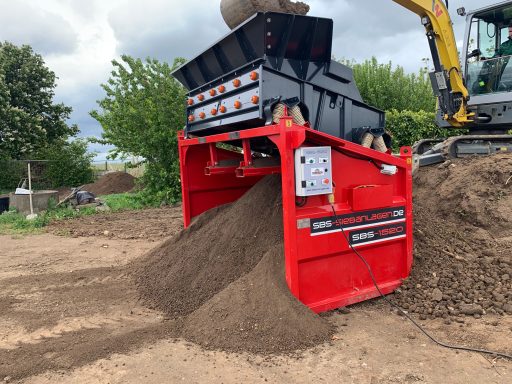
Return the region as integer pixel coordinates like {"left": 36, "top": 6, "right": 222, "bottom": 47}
{"left": 0, "top": 0, "right": 78, "bottom": 55}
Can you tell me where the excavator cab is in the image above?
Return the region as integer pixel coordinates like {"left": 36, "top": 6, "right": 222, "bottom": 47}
{"left": 411, "top": 1, "right": 512, "bottom": 165}
{"left": 462, "top": 2, "right": 512, "bottom": 129}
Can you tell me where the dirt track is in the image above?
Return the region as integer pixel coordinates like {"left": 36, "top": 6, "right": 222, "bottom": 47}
{"left": 0, "top": 208, "right": 510, "bottom": 383}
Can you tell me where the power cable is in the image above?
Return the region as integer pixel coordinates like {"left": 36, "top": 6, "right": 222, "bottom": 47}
{"left": 329, "top": 204, "right": 512, "bottom": 360}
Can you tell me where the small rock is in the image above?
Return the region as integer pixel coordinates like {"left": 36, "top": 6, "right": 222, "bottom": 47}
{"left": 460, "top": 304, "right": 483, "bottom": 316}
{"left": 432, "top": 288, "right": 443, "bottom": 302}
{"left": 493, "top": 293, "right": 505, "bottom": 302}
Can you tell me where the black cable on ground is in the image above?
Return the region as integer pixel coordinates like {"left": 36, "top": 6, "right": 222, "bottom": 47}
{"left": 329, "top": 204, "right": 512, "bottom": 360}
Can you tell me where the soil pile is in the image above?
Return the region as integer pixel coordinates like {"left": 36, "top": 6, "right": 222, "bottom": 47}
{"left": 414, "top": 154, "right": 512, "bottom": 236}
{"left": 83, "top": 172, "right": 135, "bottom": 196}
{"left": 135, "top": 175, "right": 334, "bottom": 353}
{"left": 183, "top": 245, "right": 333, "bottom": 354}
{"left": 394, "top": 154, "right": 512, "bottom": 320}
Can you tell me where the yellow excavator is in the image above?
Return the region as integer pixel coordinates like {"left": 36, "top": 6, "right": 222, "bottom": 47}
{"left": 394, "top": 0, "right": 512, "bottom": 164}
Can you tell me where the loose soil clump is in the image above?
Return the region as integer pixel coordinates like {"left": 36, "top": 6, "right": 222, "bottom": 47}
{"left": 83, "top": 172, "right": 135, "bottom": 196}
{"left": 393, "top": 154, "right": 512, "bottom": 320}
{"left": 135, "top": 175, "right": 334, "bottom": 353}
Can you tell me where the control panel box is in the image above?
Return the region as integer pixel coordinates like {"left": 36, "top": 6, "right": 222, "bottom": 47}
{"left": 295, "top": 147, "right": 333, "bottom": 197}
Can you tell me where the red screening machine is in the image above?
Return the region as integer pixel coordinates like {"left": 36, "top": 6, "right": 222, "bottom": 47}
{"left": 174, "top": 12, "right": 413, "bottom": 313}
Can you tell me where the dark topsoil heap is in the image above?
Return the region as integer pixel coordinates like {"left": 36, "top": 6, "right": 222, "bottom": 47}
{"left": 83, "top": 172, "right": 135, "bottom": 196}
{"left": 393, "top": 154, "right": 512, "bottom": 320}
{"left": 135, "top": 175, "right": 334, "bottom": 354}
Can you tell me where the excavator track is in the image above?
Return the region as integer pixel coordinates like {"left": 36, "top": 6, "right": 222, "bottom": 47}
{"left": 414, "top": 134, "right": 512, "bottom": 167}
{"left": 441, "top": 134, "right": 512, "bottom": 158}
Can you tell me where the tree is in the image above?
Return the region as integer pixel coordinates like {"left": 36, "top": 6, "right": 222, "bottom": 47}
{"left": 0, "top": 42, "right": 78, "bottom": 159}
{"left": 36, "top": 139, "right": 95, "bottom": 187}
{"left": 342, "top": 57, "right": 436, "bottom": 112}
{"left": 91, "top": 55, "right": 187, "bottom": 203}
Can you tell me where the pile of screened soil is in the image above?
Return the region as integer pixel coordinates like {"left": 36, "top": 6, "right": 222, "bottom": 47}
{"left": 135, "top": 175, "right": 334, "bottom": 354}
{"left": 393, "top": 154, "right": 512, "bottom": 321}
{"left": 83, "top": 172, "right": 135, "bottom": 196}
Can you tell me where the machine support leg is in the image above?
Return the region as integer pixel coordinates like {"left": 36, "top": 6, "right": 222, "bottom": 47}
{"left": 209, "top": 143, "right": 219, "bottom": 166}
{"left": 242, "top": 139, "right": 252, "bottom": 166}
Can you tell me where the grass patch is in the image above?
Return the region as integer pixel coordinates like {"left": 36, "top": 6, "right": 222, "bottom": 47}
{"left": 0, "top": 206, "right": 98, "bottom": 235}
{"left": 0, "top": 192, "right": 161, "bottom": 235}
{"left": 0, "top": 211, "right": 44, "bottom": 234}
{"left": 101, "top": 192, "right": 160, "bottom": 212}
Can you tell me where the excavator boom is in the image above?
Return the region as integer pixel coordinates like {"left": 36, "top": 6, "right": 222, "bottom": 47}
{"left": 393, "top": 0, "right": 473, "bottom": 127}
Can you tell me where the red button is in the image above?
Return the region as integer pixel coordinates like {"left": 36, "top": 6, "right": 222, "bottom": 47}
{"left": 323, "top": 178, "right": 330, "bottom": 185}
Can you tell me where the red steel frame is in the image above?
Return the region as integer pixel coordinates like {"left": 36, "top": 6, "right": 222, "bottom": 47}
{"left": 178, "top": 116, "right": 413, "bottom": 313}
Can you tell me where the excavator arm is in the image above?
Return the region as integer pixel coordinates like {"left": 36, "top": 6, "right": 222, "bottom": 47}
{"left": 393, "top": 0, "right": 473, "bottom": 127}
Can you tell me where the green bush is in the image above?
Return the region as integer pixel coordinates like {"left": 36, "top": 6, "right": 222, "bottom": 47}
{"left": 36, "top": 139, "right": 95, "bottom": 187}
{"left": 386, "top": 109, "right": 466, "bottom": 150}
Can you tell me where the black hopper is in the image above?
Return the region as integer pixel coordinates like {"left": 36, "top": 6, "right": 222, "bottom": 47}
{"left": 172, "top": 12, "right": 385, "bottom": 146}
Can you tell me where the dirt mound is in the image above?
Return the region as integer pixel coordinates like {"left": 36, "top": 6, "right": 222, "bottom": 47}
{"left": 393, "top": 154, "right": 512, "bottom": 320}
{"left": 135, "top": 175, "right": 334, "bottom": 353}
{"left": 414, "top": 154, "right": 512, "bottom": 235}
{"left": 83, "top": 172, "right": 135, "bottom": 196}
{"left": 183, "top": 245, "right": 334, "bottom": 354}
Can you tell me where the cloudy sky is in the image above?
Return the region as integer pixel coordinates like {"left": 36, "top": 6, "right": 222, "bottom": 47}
{"left": 0, "top": 0, "right": 498, "bottom": 160}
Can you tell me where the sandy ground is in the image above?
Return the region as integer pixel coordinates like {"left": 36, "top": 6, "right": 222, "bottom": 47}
{"left": 0, "top": 210, "right": 510, "bottom": 383}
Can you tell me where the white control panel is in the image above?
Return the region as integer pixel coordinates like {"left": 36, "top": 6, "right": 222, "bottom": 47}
{"left": 294, "top": 146, "right": 333, "bottom": 197}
